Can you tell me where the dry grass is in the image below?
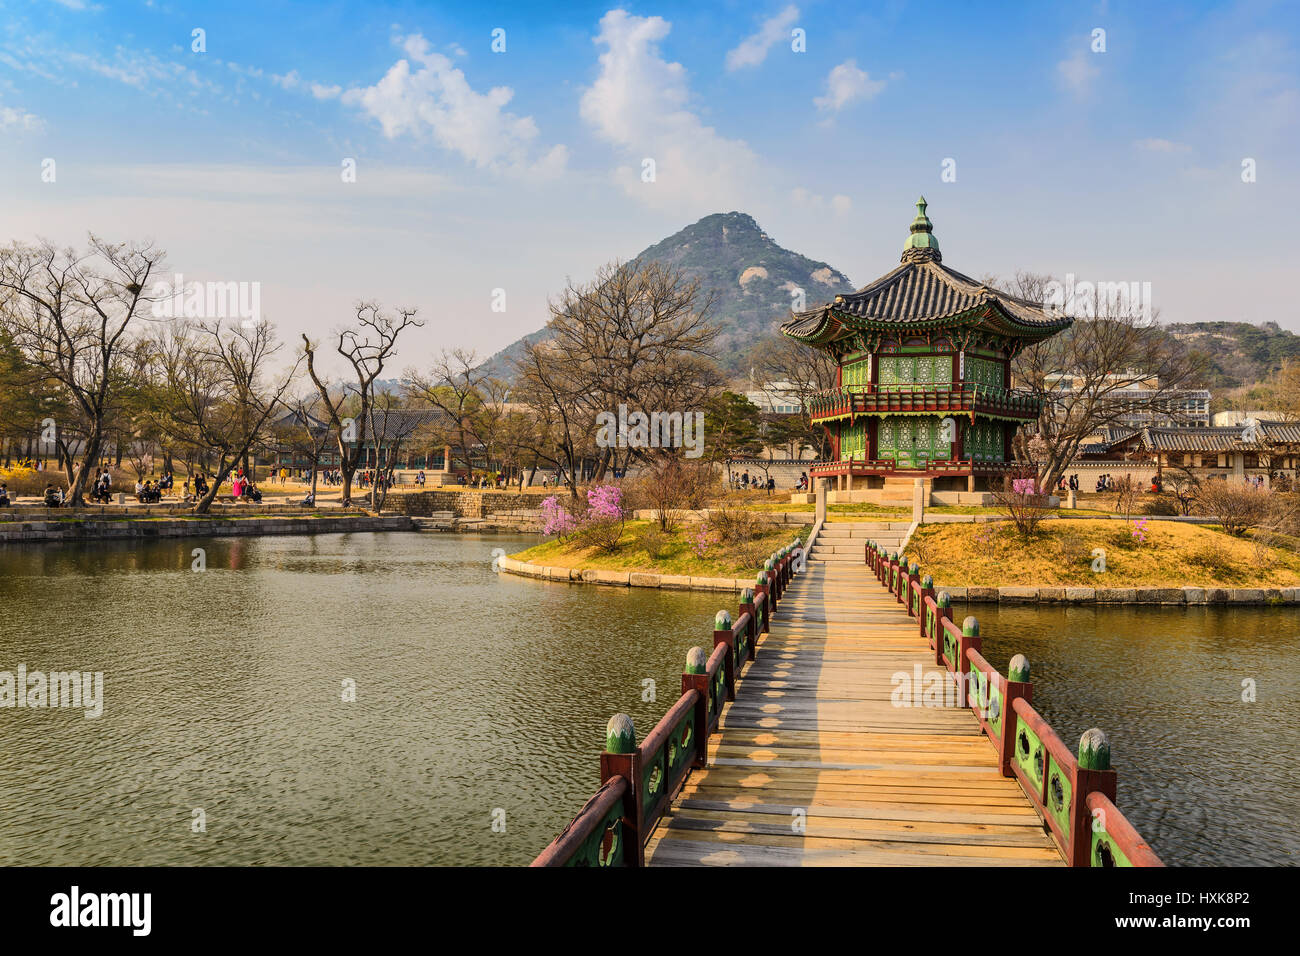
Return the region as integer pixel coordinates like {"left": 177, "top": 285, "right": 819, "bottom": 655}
{"left": 909, "top": 519, "right": 1300, "bottom": 587}
{"left": 511, "top": 519, "right": 807, "bottom": 577}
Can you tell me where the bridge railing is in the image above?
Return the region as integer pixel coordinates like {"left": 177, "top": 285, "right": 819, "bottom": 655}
{"left": 531, "top": 538, "right": 803, "bottom": 866}
{"left": 864, "top": 539, "right": 1164, "bottom": 868}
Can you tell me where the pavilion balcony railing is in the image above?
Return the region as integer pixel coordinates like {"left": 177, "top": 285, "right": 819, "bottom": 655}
{"left": 807, "top": 383, "right": 1040, "bottom": 422}
{"left": 806, "top": 458, "right": 1018, "bottom": 478}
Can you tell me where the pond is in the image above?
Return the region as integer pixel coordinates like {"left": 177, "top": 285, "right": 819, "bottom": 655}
{"left": 0, "top": 533, "right": 1290, "bottom": 866}
{"left": 0, "top": 532, "right": 727, "bottom": 865}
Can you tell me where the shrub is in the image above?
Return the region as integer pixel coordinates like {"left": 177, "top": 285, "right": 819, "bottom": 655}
{"left": 1187, "top": 543, "right": 1235, "bottom": 575}
{"left": 540, "top": 495, "right": 581, "bottom": 539}
{"left": 634, "top": 458, "right": 690, "bottom": 531}
{"left": 1197, "top": 481, "right": 1274, "bottom": 537}
{"left": 705, "top": 503, "right": 764, "bottom": 544}
{"left": 992, "top": 469, "right": 1052, "bottom": 536}
{"left": 1142, "top": 496, "right": 1179, "bottom": 516}
{"left": 640, "top": 525, "right": 670, "bottom": 561}
{"left": 0, "top": 466, "right": 57, "bottom": 496}
{"left": 1056, "top": 532, "right": 1091, "bottom": 567}
{"left": 574, "top": 484, "right": 627, "bottom": 553}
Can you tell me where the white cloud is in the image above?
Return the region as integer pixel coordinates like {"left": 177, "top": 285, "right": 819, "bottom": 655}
{"left": 791, "top": 187, "right": 851, "bottom": 215}
{"left": 814, "top": 59, "right": 886, "bottom": 114}
{"left": 580, "top": 10, "right": 761, "bottom": 211}
{"left": 0, "top": 103, "right": 43, "bottom": 132}
{"left": 1057, "top": 49, "right": 1100, "bottom": 97}
{"left": 310, "top": 82, "right": 341, "bottom": 100}
{"left": 341, "top": 34, "right": 565, "bottom": 175}
{"left": 725, "top": 5, "right": 799, "bottom": 71}
{"left": 1134, "top": 138, "right": 1191, "bottom": 153}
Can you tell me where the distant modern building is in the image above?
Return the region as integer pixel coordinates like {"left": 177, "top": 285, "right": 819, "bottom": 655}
{"left": 1046, "top": 374, "right": 1211, "bottom": 428}
{"left": 1211, "top": 409, "right": 1283, "bottom": 427}
{"left": 744, "top": 381, "right": 804, "bottom": 415}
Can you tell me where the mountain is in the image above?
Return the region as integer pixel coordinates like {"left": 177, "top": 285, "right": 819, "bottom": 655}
{"left": 485, "top": 211, "right": 856, "bottom": 377}
{"left": 1167, "top": 321, "right": 1300, "bottom": 391}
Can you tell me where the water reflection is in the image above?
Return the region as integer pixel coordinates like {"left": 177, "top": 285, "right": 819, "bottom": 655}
{"left": 978, "top": 604, "right": 1300, "bottom": 866}
{"left": 0, "top": 533, "right": 726, "bottom": 865}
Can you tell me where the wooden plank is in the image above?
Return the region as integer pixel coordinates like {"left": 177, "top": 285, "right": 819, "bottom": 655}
{"left": 644, "top": 555, "right": 1065, "bottom": 867}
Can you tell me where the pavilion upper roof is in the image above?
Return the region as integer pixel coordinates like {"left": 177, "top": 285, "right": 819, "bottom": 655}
{"left": 781, "top": 198, "right": 1073, "bottom": 349}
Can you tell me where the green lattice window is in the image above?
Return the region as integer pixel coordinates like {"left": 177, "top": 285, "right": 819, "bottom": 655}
{"left": 964, "top": 420, "right": 1004, "bottom": 461}
{"left": 840, "top": 421, "right": 866, "bottom": 458}
{"left": 877, "top": 415, "right": 951, "bottom": 468}
{"left": 842, "top": 358, "right": 871, "bottom": 389}
{"left": 965, "top": 356, "right": 1004, "bottom": 389}
{"left": 878, "top": 354, "right": 951, "bottom": 389}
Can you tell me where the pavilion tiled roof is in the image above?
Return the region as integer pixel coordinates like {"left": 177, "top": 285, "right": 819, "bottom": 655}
{"left": 781, "top": 198, "right": 1073, "bottom": 348}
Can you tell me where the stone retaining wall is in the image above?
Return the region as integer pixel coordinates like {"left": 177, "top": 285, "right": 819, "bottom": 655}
{"left": 0, "top": 514, "right": 414, "bottom": 543}
{"left": 399, "top": 490, "right": 544, "bottom": 520}
{"left": 936, "top": 584, "right": 1298, "bottom": 605}
{"left": 496, "top": 554, "right": 750, "bottom": 591}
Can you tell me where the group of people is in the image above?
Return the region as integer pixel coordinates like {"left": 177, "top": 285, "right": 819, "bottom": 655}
{"left": 1055, "top": 474, "right": 1082, "bottom": 493}
{"left": 1093, "top": 473, "right": 1122, "bottom": 492}
{"left": 730, "top": 470, "right": 778, "bottom": 492}
{"left": 228, "top": 471, "right": 263, "bottom": 503}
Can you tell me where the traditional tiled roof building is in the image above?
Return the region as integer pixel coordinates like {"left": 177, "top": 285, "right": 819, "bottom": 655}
{"left": 781, "top": 198, "right": 1072, "bottom": 493}
{"left": 1108, "top": 420, "right": 1300, "bottom": 483}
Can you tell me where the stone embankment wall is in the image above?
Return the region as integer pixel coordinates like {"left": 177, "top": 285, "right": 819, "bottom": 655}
{"left": 0, "top": 514, "right": 413, "bottom": 543}
{"left": 938, "top": 584, "right": 1298, "bottom": 605}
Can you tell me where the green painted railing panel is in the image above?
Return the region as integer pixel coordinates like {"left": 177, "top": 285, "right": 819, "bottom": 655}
{"left": 564, "top": 801, "right": 626, "bottom": 867}
{"left": 1046, "top": 755, "right": 1073, "bottom": 841}
{"left": 1014, "top": 719, "right": 1045, "bottom": 792}
{"left": 1090, "top": 827, "right": 1134, "bottom": 868}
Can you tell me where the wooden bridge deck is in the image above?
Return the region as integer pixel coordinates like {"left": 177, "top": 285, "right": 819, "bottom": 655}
{"left": 645, "top": 559, "right": 1064, "bottom": 867}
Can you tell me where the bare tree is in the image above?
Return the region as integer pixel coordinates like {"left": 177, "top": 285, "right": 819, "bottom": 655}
{"left": 405, "top": 349, "right": 495, "bottom": 478}
{"left": 746, "top": 333, "right": 838, "bottom": 459}
{"left": 364, "top": 392, "right": 422, "bottom": 511}
{"left": 514, "top": 259, "right": 722, "bottom": 495}
{"left": 302, "top": 302, "right": 422, "bottom": 506}
{"left": 151, "top": 320, "right": 300, "bottom": 513}
{"left": 0, "top": 236, "right": 166, "bottom": 504}
{"left": 1006, "top": 271, "right": 1209, "bottom": 490}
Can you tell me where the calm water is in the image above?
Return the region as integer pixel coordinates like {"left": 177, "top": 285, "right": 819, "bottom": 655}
{"left": 0, "top": 533, "right": 727, "bottom": 866}
{"left": 978, "top": 605, "right": 1300, "bottom": 867}
{"left": 0, "top": 534, "right": 1293, "bottom": 866}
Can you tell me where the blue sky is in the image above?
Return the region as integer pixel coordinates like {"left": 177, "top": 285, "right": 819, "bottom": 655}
{"left": 1, "top": 0, "right": 1297, "bottom": 371}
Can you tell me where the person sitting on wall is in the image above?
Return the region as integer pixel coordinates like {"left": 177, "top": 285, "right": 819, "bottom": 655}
{"left": 301, "top": 491, "right": 316, "bottom": 507}
{"left": 0, "top": 483, "right": 10, "bottom": 506}
{"left": 43, "top": 484, "right": 61, "bottom": 508}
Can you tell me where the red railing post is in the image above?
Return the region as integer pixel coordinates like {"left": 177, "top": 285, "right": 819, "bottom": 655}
{"left": 599, "top": 714, "right": 643, "bottom": 867}
{"left": 1071, "top": 729, "right": 1118, "bottom": 867}
{"left": 956, "top": 615, "right": 981, "bottom": 708}
{"left": 682, "top": 647, "right": 711, "bottom": 767}
{"left": 918, "top": 575, "right": 934, "bottom": 639}
{"left": 713, "top": 610, "right": 737, "bottom": 701}
{"left": 1001, "top": 655, "right": 1032, "bottom": 777}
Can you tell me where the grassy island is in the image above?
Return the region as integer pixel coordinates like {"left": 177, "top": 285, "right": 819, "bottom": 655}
{"left": 510, "top": 518, "right": 809, "bottom": 578}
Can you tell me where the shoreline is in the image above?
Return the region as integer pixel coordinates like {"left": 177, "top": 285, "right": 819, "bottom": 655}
{"left": 936, "top": 584, "right": 1297, "bottom": 605}
{"left": 0, "top": 513, "right": 416, "bottom": 543}
{"left": 495, "top": 554, "right": 754, "bottom": 591}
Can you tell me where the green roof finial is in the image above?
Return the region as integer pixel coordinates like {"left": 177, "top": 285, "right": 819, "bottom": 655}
{"left": 902, "top": 196, "right": 941, "bottom": 262}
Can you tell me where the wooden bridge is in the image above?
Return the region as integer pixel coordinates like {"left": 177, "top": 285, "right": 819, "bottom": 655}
{"left": 533, "top": 522, "right": 1162, "bottom": 868}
